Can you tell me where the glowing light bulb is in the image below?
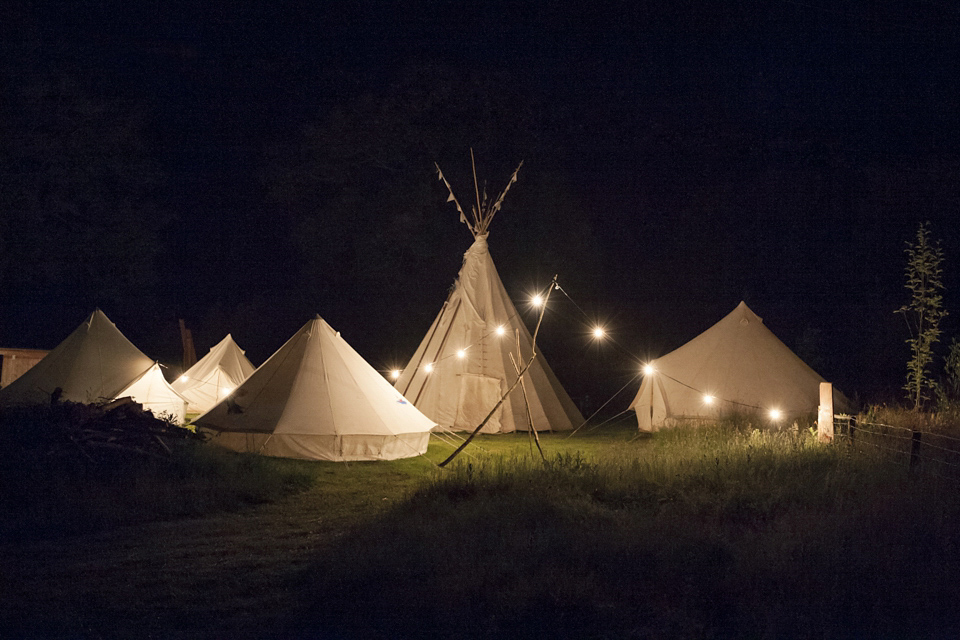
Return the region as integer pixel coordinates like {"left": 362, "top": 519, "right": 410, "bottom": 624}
{"left": 495, "top": 325, "right": 506, "bottom": 336}
{"left": 456, "top": 349, "right": 466, "bottom": 359}
{"left": 390, "top": 369, "right": 401, "bottom": 380}
{"left": 221, "top": 386, "right": 234, "bottom": 397}
{"left": 769, "top": 408, "right": 782, "bottom": 421}
{"left": 703, "top": 394, "right": 715, "bottom": 405}
{"left": 643, "top": 364, "right": 655, "bottom": 376}
{"left": 531, "top": 294, "right": 544, "bottom": 307}
{"left": 178, "top": 375, "right": 188, "bottom": 383}
{"left": 424, "top": 363, "right": 434, "bottom": 373}
{"left": 592, "top": 326, "right": 605, "bottom": 339}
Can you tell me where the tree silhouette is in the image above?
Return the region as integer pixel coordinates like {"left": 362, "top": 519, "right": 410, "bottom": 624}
{"left": 0, "top": 68, "right": 170, "bottom": 341}
{"left": 261, "top": 61, "right": 593, "bottom": 327}
{"left": 896, "top": 222, "right": 947, "bottom": 410}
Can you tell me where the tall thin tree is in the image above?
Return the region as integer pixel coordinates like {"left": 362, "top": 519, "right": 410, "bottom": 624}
{"left": 896, "top": 222, "right": 948, "bottom": 410}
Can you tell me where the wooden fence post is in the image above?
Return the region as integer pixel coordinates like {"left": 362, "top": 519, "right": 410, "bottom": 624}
{"left": 849, "top": 415, "right": 856, "bottom": 445}
{"left": 179, "top": 319, "right": 197, "bottom": 370}
{"left": 910, "top": 430, "right": 922, "bottom": 473}
{"left": 818, "top": 383, "right": 834, "bottom": 443}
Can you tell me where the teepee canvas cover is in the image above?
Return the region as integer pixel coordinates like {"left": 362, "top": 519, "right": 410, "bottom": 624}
{"left": 395, "top": 160, "right": 582, "bottom": 433}
{"left": 195, "top": 316, "right": 435, "bottom": 461}
{"left": 116, "top": 363, "right": 189, "bottom": 424}
{"left": 173, "top": 334, "right": 255, "bottom": 414}
{"left": 0, "top": 309, "right": 154, "bottom": 406}
{"left": 630, "top": 301, "right": 830, "bottom": 431}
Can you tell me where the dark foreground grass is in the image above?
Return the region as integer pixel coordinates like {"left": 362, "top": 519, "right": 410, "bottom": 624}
{"left": 0, "top": 442, "right": 441, "bottom": 640}
{"left": 4, "top": 419, "right": 960, "bottom": 639}
{"left": 294, "top": 424, "right": 960, "bottom": 639}
{"left": 0, "top": 435, "right": 318, "bottom": 542}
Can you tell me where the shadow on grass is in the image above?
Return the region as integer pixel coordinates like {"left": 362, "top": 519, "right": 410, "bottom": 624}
{"left": 290, "top": 426, "right": 960, "bottom": 639}
{"left": 0, "top": 420, "right": 318, "bottom": 542}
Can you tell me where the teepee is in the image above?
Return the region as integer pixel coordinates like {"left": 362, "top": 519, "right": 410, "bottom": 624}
{"left": 173, "top": 334, "right": 255, "bottom": 414}
{"left": 395, "top": 157, "right": 583, "bottom": 433}
{"left": 630, "top": 301, "right": 836, "bottom": 431}
{"left": 0, "top": 309, "right": 154, "bottom": 406}
{"left": 195, "top": 315, "right": 435, "bottom": 461}
{"left": 116, "top": 362, "right": 189, "bottom": 424}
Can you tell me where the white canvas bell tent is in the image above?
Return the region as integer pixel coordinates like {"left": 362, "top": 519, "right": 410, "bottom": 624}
{"left": 0, "top": 309, "right": 154, "bottom": 406}
{"left": 173, "top": 334, "right": 255, "bottom": 414}
{"left": 116, "top": 362, "right": 189, "bottom": 424}
{"left": 394, "top": 158, "right": 583, "bottom": 434}
{"left": 630, "top": 301, "right": 837, "bottom": 432}
{"left": 195, "top": 315, "right": 435, "bottom": 462}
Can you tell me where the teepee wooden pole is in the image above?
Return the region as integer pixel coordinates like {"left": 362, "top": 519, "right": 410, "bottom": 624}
{"left": 511, "top": 349, "right": 545, "bottom": 462}
{"left": 435, "top": 162, "right": 475, "bottom": 238}
{"left": 470, "top": 148, "right": 484, "bottom": 233}
{"left": 513, "top": 328, "right": 543, "bottom": 454}
{"left": 486, "top": 161, "right": 522, "bottom": 230}
{"left": 438, "top": 277, "right": 557, "bottom": 468}
{"left": 437, "top": 356, "right": 538, "bottom": 467}
{"left": 530, "top": 276, "right": 557, "bottom": 355}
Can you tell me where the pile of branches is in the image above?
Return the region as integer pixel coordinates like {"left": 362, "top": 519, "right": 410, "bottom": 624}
{"left": 1, "top": 396, "right": 204, "bottom": 465}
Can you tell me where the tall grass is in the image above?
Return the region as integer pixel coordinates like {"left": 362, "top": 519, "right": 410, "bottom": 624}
{"left": 294, "top": 422, "right": 960, "bottom": 639}
{"left": 860, "top": 402, "right": 960, "bottom": 434}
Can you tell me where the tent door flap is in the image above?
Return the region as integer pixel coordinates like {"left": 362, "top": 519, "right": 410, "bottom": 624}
{"left": 455, "top": 374, "right": 502, "bottom": 432}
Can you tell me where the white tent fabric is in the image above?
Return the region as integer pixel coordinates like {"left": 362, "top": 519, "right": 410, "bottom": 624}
{"left": 195, "top": 315, "right": 435, "bottom": 461}
{"left": 0, "top": 309, "right": 154, "bottom": 406}
{"left": 395, "top": 234, "right": 583, "bottom": 433}
{"left": 173, "top": 334, "right": 255, "bottom": 414}
{"left": 116, "top": 363, "right": 189, "bottom": 424}
{"left": 630, "top": 301, "right": 834, "bottom": 431}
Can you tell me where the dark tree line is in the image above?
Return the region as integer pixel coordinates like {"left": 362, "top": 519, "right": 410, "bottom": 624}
{"left": 2, "top": 0, "right": 958, "bottom": 405}
{"left": 259, "top": 61, "right": 602, "bottom": 377}
{"left": 1, "top": 8, "right": 171, "bottom": 348}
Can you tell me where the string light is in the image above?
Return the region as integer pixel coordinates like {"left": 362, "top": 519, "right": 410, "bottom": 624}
{"left": 397, "top": 275, "right": 802, "bottom": 426}
{"left": 551, "top": 281, "right": 802, "bottom": 421}
{"left": 406, "top": 319, "right": 516, "bottom": 376}
{"left": 179, "top": 375, "right": 189, "bottom": 383}
{"left": 221, "top": 386, "right": 234, "bottom": 397}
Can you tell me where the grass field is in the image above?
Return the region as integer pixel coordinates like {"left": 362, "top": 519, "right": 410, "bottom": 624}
{"left": 3, "top": 417, "right": 960, "bottom": 639}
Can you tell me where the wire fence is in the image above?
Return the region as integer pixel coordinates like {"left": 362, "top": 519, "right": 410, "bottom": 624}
{"left": 833, "top": 415, "right": 960, "bottom": 483}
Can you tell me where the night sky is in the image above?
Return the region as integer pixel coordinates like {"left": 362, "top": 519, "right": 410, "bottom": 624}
{"left": 2, "top": 1, "right": 958, "bottom": 411}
